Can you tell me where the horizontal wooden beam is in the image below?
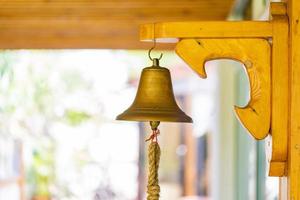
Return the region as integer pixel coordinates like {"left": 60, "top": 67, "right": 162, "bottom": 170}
{"left": 140, "top": 21, "right": 273, "bottom": 41}
{"left": 0, "top": 19, "right": 176, "bottom": 49}
{"left": 0, "top": 0, "right": 234, "bottom": 49}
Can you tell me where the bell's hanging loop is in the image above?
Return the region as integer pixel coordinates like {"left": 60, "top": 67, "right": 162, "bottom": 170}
{"left": 148, "top": 45, "right": 163, "bottom": 62}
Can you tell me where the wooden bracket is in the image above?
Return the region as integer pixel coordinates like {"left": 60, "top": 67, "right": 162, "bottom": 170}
{"left": 139, "top": 2, "right": 289, "bottom": 177}
{"left": 176, "top": 38, "right": 271, "bottom": 140}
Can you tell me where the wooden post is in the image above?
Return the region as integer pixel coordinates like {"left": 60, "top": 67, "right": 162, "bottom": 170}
{"left": 287, "top": 0, "right": 300, "bottom": 199}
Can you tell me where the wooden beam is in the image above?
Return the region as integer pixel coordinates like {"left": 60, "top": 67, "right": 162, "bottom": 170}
{"left": 0, "top": 0, "right": 235, "bottom": 49}
{"left": 140, "top": 21, "right": 273, "bottom": 41}
{"left": 0, "top": 0, "right": 233, "bottom": 19}
{"left": 0, "top": 19, "right": 175, "bottom": 49}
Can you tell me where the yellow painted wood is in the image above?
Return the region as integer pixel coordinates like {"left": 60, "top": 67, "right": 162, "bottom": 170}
{"left": 266, "top": 136, "right": 287, "bottom": 177}
{"left": 267, "top": 2, "right": 289, "bottom": 177}
{"left": 175, "top": 38, "right": 271, "bottom": 140}
{"left": 268, "top": 162, "right": 286, "bottom": 176}
{"left": 287, "top": 0, "right": 300, "bottom": 199}
{"left": 140, "top": 21, "right": 273, "bottom": 41}
{"left": 270, "top": 2, "right": 287, "bottom": 16}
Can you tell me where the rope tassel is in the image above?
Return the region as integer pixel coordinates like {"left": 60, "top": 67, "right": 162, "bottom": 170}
{"left": 146, "top": 129, "right": 161, "bottom": 200}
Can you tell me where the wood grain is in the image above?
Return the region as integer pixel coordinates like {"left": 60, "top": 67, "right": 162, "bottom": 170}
{"left": 267, "top": 2, "right": 289, "bottom": 177}
{"left": 175, "top": 38, "right": 271, "bottom": 140}
{"left": 0, "top": 0, "right": 234, "bottom": 49}
{"left": 287, "top": 0, "right": 300, "bottom": 199}
{"left": 140, "top": 21, "right": 273, "bottom": 41}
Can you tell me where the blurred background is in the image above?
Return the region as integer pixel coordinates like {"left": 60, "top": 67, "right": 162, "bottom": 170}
{"left": 0, "top": 0, "right": 279, "bottom": 200}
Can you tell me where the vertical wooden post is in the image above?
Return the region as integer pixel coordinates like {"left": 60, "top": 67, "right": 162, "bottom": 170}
{"left": 183, "top": 95, "right": 197, "bottom": 196}
{"left": 287, "top": 0, "right": 300, "bottom": 199}
{"left": 19, "top": 142, "right": 25, "bottom": 200}
{"left": 183, "top": 123, "right": 197, "bottom": 196}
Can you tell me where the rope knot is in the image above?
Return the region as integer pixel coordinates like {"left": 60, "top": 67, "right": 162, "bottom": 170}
{"left": 145, "top": 129, "right": 160, "bottom": 143}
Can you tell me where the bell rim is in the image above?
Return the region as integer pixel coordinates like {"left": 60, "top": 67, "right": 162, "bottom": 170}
{"left": 116, "top": 111, "right": 193, "bottom": 123}
{"left": 116, "top": 117, "right": 193, "bottom": 123}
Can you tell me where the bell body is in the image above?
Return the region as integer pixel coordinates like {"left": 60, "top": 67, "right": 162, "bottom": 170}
{"left": 117, "top": 59, "right": 192, "bottom": 123}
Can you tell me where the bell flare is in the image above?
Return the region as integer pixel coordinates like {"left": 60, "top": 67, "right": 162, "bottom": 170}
{"left": 116, "top": 107, "right": 193, "bottom": 123}
{"left": 116, "top": 63, "right": 193, "bottom": 123}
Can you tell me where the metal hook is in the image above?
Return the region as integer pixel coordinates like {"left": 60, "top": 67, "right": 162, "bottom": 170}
{"left": 148, "top": 23, "right": 163, "bottom": 61}
{"left": 148, "top": 45, "right": 163, "bottom": 61}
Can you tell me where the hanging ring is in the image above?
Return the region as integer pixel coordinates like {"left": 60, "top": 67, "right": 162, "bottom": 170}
{"left": 148, "top": 46, "right": 163, "bottom": 61}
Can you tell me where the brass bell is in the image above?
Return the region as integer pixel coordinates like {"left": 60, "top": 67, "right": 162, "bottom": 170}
{"left": 116, "top": 58, "right": 193, "bottom": 123}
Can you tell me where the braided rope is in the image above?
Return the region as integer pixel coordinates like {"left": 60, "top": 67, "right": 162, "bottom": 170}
{"left": 146, "top": 139, "right": 161, "bottom": 200}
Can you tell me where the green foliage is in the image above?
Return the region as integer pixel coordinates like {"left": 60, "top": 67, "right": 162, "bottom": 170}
{"left": 64, "top": 109, "right": 91, "bottom": 126}
{"left": 27, "top": 138, "right": 55, "bottom": 197}
{"left": 0, "top": 52, "right": 14, "bottom": 84}
{"left": 33, "top": 78, "right": 52, "bottom": 113}
{"left": 61, "top": 70, "right": 87, "bottom": 92}
{"left": 0, "top": 52, "right": 15, "bottom": 113}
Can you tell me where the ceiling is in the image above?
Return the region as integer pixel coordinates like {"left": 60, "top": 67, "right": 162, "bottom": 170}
{"left": 0, "top": 0, "right": 235, "bottom": 49}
